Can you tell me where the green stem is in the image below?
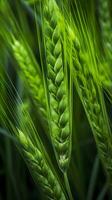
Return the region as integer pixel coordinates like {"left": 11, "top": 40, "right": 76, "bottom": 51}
{"left": 64, "top": 173, "right": 74, "bottom": 200}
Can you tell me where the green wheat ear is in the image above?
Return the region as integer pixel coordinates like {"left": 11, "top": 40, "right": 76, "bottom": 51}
{"left": 98, "top": 61, "right": 112, "bottom": 88}
{"left": 98, "top": 0, "right": 112, "bottom": 55}
{"left": 18, "top": 130, "right": 66, "bottom": 200}
{"left": 68, "top": 25, "right": 112, "bottom": 183}
{"left": 43, "top": 0, "right": 71, "bottom": 172}
{"left": 11, "top": 38, "right": 47, "bottom": 121}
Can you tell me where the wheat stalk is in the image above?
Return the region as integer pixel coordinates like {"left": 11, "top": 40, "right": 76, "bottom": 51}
{"left": 43, "top": 0, "right": 71, "bottom": 172}
{"left": 18, "top": 130, "right": 66, "bottom": 200}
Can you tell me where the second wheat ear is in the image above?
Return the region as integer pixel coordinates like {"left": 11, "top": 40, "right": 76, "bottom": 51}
{"left": 68, "top": 27, "right": 112, "bottom": 183}
{"left": 12, "top": 39, "right": 47, "bottom": 119}
{"left": 43, "top": 0, "right": 72, "bottom": 172}
{"left": 18, "top": 130, "right": 66, "bottom": 200}
{"left": 98, "top": 0, "right": 112, "bottom": 54}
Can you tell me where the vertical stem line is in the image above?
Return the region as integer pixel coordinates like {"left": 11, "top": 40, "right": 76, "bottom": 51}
{"left": 64, "top": 173, "right": 74, "bottom": 200}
